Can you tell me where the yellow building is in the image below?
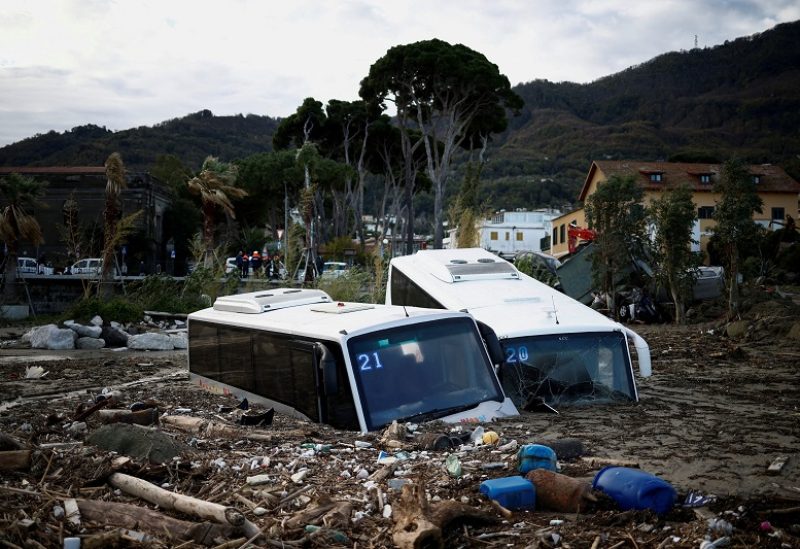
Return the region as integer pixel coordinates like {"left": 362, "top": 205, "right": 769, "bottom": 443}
{"left": 550, "top": 160, "right": 800, "bottom": 259}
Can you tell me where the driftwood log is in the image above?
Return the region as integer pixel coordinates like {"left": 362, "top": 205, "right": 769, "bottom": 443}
{"left": 108, "top": 473, "right": 260, "bottom": 539}
{"left": 392, "top": 482, "right": 499, "bottom": 549}
{"left": 77, "top": 499, "right": 232, "bottom": 545}
{"left": 97, "top": 408, "right": 159, "bottom": 426}
{"left": 0, "top": 450, "right": 32, "bottom": 471}
{"left": 161, "top": 414, "right": 308, "bottom": 442}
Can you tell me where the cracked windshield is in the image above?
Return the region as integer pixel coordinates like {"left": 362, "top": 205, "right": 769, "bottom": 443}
{"left": 499, "top": 331, "right": 636, "bottom": 409}
{"left": 348, "top": 317, "right": 504, "bottom": 431}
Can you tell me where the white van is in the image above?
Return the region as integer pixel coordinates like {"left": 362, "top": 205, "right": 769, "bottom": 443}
{"left": 386, "top": 248, "right": 652, "bottom": 408}
{"left": 70, "top": 258, "right": 103, "bottom": 275}
{"left": 16, "top": 257, "right": 38, "bottom": 275}
{"left": 188, "top": 289, "right": 518, "bottom": 432}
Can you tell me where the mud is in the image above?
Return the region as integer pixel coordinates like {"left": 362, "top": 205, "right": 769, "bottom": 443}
{"left": 0, "top": 322, "right": 798, "bottom": 548}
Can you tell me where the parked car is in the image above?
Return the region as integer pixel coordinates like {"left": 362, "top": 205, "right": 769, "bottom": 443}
{"left": 321, "top": 261, "right": 349, "bottom": 279}
{"left": 16, "top": 257, "right": 38, "bottom": 275}
{"left": 69, "top": 258, "right": 116, "bottom": 276}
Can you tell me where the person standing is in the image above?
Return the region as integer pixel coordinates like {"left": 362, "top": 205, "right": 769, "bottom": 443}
{"left": 241, "top": 252, "right": 249, "bottom": 277}
{"left": 235, "top": 251, "right": 243, "bottom": 277}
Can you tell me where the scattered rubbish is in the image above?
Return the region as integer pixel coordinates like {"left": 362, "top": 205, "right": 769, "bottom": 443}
{"left": 173, "top": 407, "right": 192, "bottom": 414}
{"left": 517, "top": 444, "right": 557, "bottom": 474}
{"left": 592, "top": 466, "right": 677, "bottom": 515}
{"left": 550, "top": 519, "right": 564, "bottom": 526}
{"left": 377, "top": 451, "right": 397, "bottom": 465}
{"left": 545, "top": 438, "right": 586, "bottom": 460}
{"left": 479, "top": 476, "right": 536, "bottom": 511}
{"left": 498, "top": 439, "right": 518, "bottom": 452}
{"left": 355, "top": 440, "right": 372, "bottom": 448}
{"left": 707, "top": 517, "right": 734, "bottom": 535}
{"left": 418, "top": 432, "right": 454, "bottom": 451}
{"left": 238, "top": 408, "right": 275, "bottom": 427}
{"left": 700, "top": 537, "right": 731, "bottom": 549}
{"left": 388, "top": 478, "right": 410, "bottom": 491}
{"left": 63, "top": 537, "right": 80, "bottom": 549}
{"left": 526, "top": 469, "right": 595, "bottom": 513}
{"left": 760, "top": 521, "right": 773, "bottom": 532}
{"left": 87, "top": 424, "right": 188, "bottom": 464}
{"left": 470, "top": 426, "right": 486, "bottom": 445}
{"left": 382, "top": 504, "right": 392, "bottom": 518}
{"left": 482, "top": 430, "right": 500, "bottom": 445}
{"left": 238, "top": 398, "right": 249, "bottom": 410}
{"left": 482, "top": 462, "right": 506, "bottom": 470}
{"left": 24, "top": 366, "right": 48, "bottom": 379}
{"left": 445, "top": 454, "right": 463, "bottom": 478}
{"left": 290, "top": 469, "right": 308, "bottom": 483}
{"left": 246, "top": 474, "right": 271, "bottom": 486}
{"left": 767, "top": 456, "right": 788, "bottom": 475}
{"left": 304, "top": 524, "right": 350, "bottom": 544}
{"left": 98, "top": 408, "right": 159, "bottom": 426}
{"left": 683, "top": 490, "right": 717, "bottom": 507}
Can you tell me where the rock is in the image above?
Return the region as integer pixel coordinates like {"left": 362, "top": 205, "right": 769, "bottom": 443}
{"left": 788, "top": 322, "right": 800, "bottom": 341}
{"left": 725, "top": 320, "right": 749, "bottom": 339}
{"left": 174, "top": 320, "right": 186, "bottom": 328}
{"left": 29, "top": 324, "right": 76, "bottom": 350}
{"left": 77, "top": 337, "right": 106, "bottom": 350}
{"left": 127, "top": 333, "right": 174, "bottom": 351}
{"left": 90, "top": 315, "right": 103, "bottom": 326}
{"left": 169, "top": 333, "right": 187, "bottom": 350}
{"left": 67, "top": 322, "right": 103, "bottom": 338}
{"left": 101, "top": 325, "right": 130, "bottom": 348}
{"left": 87, "top": 424, "right": 188, "bottom": 463}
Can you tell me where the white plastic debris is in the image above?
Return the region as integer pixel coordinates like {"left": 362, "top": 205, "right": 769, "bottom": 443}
{"left": 382, "top": 504, "right": 393, "bottom": 518}
{"left": 291, "top": 468, "right": 308, "bottom": 483}
{"left": 356, "top": 468, "right": 369, "bottom": 479}
{"left": 253, "top": 507, "right": 268, "bottom": 516}
{"left": 25, "top": 366, "right": 48, "bottom": 379}
{"left": 355, "top": 440, "right": 372, "bottom": 448}
{"left": 246, "top": 474, "right": 272, "bottom": 486}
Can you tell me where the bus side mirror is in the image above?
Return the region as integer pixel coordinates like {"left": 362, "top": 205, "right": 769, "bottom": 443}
{"left": 317, "top": 343, "right": 338, "bottom": 394}
{"left": 477, "top": 321, "right": 504, "bottom": 366}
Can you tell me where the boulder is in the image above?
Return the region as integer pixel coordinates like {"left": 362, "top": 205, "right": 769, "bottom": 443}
{"left": 77, "top": 337, "right": 106, "bottom": 350}
{"left": 169, "top": 332, "right": 188, "bottom": 350}
{"left": 788, "top": 322, "right": 800, "bottom": 342}
{"left": 90, "top": 315, "right": 104, "bottom": 327}
{"left": 29, "top": 324, "right": 76, "bottom": 350}
{"left": 726, "top": 320, "right": 749, "bottom": 340}
{"left": 101, "top": 325, "right": 130, "bottom": 348}
{"left": 127, "top": 332, "right": 174, "bottom": 351}
{"left": 67, "top": 322, "right": 103, "bottom": 338}
{"left": 87, "top": 424, "right": 188, "bottom": 464}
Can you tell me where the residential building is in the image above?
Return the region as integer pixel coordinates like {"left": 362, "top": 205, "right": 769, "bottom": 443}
{"left": 479, "top": 209, "right": 561, "bottom": 256}
{"left": 0, "top": 166, "right": 173, "bottom": 271}
{"left": 550, "top": 161, "right": 800, "bottom": 258}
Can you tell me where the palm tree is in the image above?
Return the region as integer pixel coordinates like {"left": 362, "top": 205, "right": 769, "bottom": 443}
{"left": 187, "top": 156, "right": 247, "bottom": 267}
{"left": 102, "top": 152, "right": 126, "bottom": 283}
{"left": 0, "top": 173, "right": 47, "bottom": 302}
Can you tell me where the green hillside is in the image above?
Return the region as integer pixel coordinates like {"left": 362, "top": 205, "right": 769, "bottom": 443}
{"left": 1, "top": 20, "right": 798, "bottom": 212}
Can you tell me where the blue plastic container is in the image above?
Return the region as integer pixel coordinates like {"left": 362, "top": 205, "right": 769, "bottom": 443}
{"left": 479, "top": 476, "right": 536, "bottom": 510}
{"left": 517, "top": 444, "right": 557, "bottom": 474}
{"left": 592, "top": 466, "right": 677, "bottom": 515}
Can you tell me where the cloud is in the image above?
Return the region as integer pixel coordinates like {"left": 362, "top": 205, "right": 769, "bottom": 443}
{"left": 0, "top": 0, "right": 797, "bottom": 147}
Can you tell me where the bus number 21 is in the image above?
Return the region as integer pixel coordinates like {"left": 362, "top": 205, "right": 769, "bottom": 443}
{"left": 358, "top": 352, "right": 384, "bottom": 371}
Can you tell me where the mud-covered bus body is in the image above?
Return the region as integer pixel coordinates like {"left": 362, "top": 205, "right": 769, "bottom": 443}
{"left": 187, "top": 289, "right": 518, "bottom": 432}
{"left": 386, "top": 249, "right": 652, "bottom": 408}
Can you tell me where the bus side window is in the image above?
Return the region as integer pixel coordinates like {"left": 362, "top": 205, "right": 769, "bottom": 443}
{"left": 390, "top": 266, "right": 445, "bottom": 309}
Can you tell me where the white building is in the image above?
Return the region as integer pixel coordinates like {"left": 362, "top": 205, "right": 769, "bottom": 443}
{"left": 479, "top": 209, "right": 561, "bottom": 256}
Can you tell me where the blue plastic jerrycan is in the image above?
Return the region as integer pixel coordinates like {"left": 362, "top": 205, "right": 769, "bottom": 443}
{"left": 479, "top": 476, "right": 536, "bottom": 510}
{"left": 517, "top": 444, "right": 557, "bottom": 474}
{"left": 592, "top": 466, "right": 677, "bottom": 515}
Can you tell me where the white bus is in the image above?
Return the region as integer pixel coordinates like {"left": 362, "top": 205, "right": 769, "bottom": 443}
{"left": 188, "top": 288, "right": 518, "bottom": 432}
{"left": 386, "top": 248, "right": 652, "bottom": 408}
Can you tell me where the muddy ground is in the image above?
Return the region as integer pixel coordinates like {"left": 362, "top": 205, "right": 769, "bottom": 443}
{"left": 0, "top": 306, "right": 799, "bottom": 548}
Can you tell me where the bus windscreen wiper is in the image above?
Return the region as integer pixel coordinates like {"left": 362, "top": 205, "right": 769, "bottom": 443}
{"left": 396, "top": 403, "right": 479, "bottom": 424}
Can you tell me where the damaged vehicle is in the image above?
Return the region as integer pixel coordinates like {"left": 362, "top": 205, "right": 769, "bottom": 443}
{"left": 387, "top": 248, "right": 652, "bottom": 409}
{"left": 187, "top": 288, "right": 518, "bottom": 432}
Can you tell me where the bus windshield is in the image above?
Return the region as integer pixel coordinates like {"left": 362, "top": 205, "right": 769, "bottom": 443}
{"left": 499, "top": 331, "right": 636, "bottom": 407}
{"left": 347, "top": 317, "right": 504, "bottom": 431}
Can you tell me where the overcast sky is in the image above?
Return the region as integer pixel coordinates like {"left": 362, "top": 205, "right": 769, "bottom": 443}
{"left": 0, "top": 0, "right": 797, "bottom": 147}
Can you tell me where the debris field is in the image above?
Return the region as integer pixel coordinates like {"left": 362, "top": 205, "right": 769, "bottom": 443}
{"left": 0, "top": 311, "right": 799, "bottom": 548}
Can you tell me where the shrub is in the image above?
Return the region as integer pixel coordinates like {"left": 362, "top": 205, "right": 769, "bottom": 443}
{"left": 62, "top": 297, "right": 143, "bottom": 324}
